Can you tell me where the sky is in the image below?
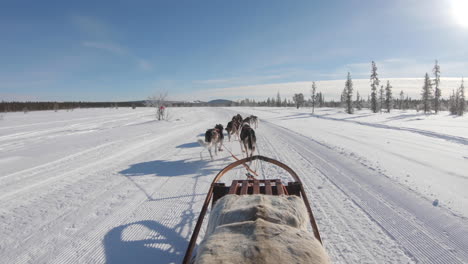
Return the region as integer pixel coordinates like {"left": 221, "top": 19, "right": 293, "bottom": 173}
{"left": 1, "top": 0, "right": 468, "bottom": 102}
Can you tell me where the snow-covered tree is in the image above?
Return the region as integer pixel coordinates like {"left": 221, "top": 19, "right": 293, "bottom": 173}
{"left": 344, "top": 72, "right": 354, "bottom": 114}
{"left": 292, "top": 93, "right": 305, "bottom": 109}
{"left": 433, "top": 60, "right": 441, "bottom": 114}
{"left": 421, "top": 73, "right": 433, "bottom": 114}
{"left": 385, "top": 80, "right": 393, "bottom": 113}
{"left": 458, "top": 78, "right": 465, "bottom": 116}
{"left": 311, "top": 82, "right": 317, "bottom": 114}
{"left": 370, "top": 61, "right": 379, "bottom": 113}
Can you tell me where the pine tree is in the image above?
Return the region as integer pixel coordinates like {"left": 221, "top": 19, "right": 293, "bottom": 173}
{"left": 399, "top": 91, "right": 404, "bottom": 110}
{"left": 385, "top": 80, "right": 393, "bottom": 113}
{"left": 276, "top": 91, "right": 282, "bottom": 107}
{"left": 311, "top": 82, "right": 317, "bottom": 114}
{"left": 379, "top": 85, "right": 384, "bottom": 113}
{"left": 344, "top": 72, "right": 354, "bottom": 114}
{"left": 421, "top": 73, "right": 433, "bottom": 114}
{"left": 433, "top": 60, "right": 441, "bottom": 114}
{"left": 458, "top": 78, "right": 465, "bottom": 116}
{"left": 341, "top": 87, "right": 346, "bottom": 106}
{"left": 370, "top": 61, "right": 379, "bottom": 113}
{"left": 449, "top": 89, "right": 458, "bottom": 115}
{"left": 356, "top": 91, "right": 362, "bottom": 110}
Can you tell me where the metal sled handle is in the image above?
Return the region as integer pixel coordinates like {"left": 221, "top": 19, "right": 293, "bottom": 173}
{"left": 182, "top": 155, "right": 322, "bottom": 264}
{"left": 213, "top": 155, "right": 300, "bottom": 183}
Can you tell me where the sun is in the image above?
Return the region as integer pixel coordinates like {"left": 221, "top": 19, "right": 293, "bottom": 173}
{"left": 452, "top": 0, "right": 468, "bottom": 28}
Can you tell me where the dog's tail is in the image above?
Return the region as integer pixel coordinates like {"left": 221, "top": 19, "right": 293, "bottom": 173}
{"left": 197, "top": 138, "right": 207, "bottom": 147}
{"left": 248, "top": 130, "right": 256, "bottom": 151}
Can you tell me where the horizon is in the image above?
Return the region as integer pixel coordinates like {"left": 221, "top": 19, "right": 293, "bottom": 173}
{"left": 1, "top": 0, "right": 468, "bottom": 102}
{"left": 2, "top": 77, "right": 465, "bottom": 103}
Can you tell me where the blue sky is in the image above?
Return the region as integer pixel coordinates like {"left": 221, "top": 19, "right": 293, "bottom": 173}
{"left": 1, "top": 0, "right": 468, "bottom": 101}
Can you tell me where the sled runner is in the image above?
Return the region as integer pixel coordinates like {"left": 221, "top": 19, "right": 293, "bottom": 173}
{"left": 182, "top": 155, "right": 327, "bottom": 264}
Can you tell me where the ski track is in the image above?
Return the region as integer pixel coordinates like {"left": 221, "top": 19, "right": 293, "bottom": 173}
{"left": 1, "top": 108, "right": 466, "bottom": 264}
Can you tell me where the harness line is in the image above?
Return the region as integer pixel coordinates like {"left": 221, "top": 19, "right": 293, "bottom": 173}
{"left": 222, "top": 142, "right": 259, "bottom": 178}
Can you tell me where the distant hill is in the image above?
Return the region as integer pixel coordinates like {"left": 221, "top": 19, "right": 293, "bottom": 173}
{"left": 207, "top": 99, "right": 238, "bottom": 106}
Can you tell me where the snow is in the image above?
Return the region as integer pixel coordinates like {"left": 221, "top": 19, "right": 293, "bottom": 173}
{"left": 238, "top": 107, "right": 468, "bottom": 219}
{"left": 0, "top": 107, "right": 467, "bottom": 263}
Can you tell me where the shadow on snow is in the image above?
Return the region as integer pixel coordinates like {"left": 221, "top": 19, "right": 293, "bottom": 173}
{"left": 108, "top": 158, "right": 218, "bottom": 263}
{"left": 119, "top": 159, "right": 214, "bottom": 177}
{"left": 176, "top": 142, "right": 200, "bottom": 149}
{"left": 103, "top": 220, "right": 187, "bottom": 264}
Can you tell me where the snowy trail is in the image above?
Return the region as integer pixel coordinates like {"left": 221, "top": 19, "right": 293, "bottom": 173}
{"left": 257, "top": 120, "right": 468, "bottom": 263}
{"left": 1, "top": 107, "right": 466, "bottom": 263}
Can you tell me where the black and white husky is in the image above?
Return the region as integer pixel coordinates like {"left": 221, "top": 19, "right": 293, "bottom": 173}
{"left": 198, "top": 124, "right": 224, "bottom": 160}
{"left": 240, "top": 124, "right": 256, "bottom": 158}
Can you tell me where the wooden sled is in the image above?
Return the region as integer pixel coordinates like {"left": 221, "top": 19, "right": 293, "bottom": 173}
{"left": 182, "top": 155, "right": 323, "bottom": 264}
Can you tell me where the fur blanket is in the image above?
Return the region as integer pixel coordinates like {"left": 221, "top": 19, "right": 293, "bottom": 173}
{"left": 195, "top": 195, "right": 330, "bottom": 264}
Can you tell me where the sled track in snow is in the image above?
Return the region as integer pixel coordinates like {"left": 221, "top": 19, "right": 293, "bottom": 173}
{"left": 309, "top": 114, "right": 468, "bottom": 146}
{"left": 258, "top": 133, "right": 392, "bottom": 263}
{"left": 261, "top": 120, "right": 468, "bottom": 263}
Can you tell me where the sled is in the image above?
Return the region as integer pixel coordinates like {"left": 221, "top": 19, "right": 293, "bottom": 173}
{"left": 182, "top": 155, "right": 323, "bottom": 264}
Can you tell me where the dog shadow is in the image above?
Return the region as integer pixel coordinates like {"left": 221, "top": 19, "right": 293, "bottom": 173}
{"left": 120, "top": 159, "right": 213, "bottom": 177}
{"left": 176, "top": 142, "right": 200, "bottom": 149}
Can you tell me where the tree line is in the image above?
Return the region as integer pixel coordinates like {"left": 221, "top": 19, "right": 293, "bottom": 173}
{"left": 238, "top": 60, "right": 466, "bottom": 116}
{"left": 0, "top": 101, "right": 145, "bottom": 113}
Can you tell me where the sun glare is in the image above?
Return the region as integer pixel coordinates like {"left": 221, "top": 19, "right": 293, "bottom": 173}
{"left": 452, "top": 0, "right": 468, "bottom": 27}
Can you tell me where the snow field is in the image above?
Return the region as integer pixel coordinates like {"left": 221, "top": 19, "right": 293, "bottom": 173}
{"left": 0, "top": 107, "right": 467, "bottom": 263}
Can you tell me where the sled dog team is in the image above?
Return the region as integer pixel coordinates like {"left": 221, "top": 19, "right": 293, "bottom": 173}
{"left": 199, "top": 114, "right": 258, "bottom": 160}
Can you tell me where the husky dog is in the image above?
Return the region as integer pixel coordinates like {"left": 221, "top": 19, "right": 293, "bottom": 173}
{"left": 243, "top": 116, "right": 251, "bottom": 126}
{"left": 198, "top": 124, "right": 224, "bottom": 160}
{"left": 250, "top": 115, "right": 258, "bottom": 128}
{"left": 226, "top": 121, "right": 234, "bottom": 142}
{"left": 233, "top": 114, "right": 243, "bottom": 123}
{"left": 227, "top": 114, "right": 243, "bottom": 141}
{"left": 240, "top": 124, "right": 256, "bottom": 158}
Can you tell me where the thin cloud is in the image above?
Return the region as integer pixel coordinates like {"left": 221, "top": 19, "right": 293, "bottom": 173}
{"left": 72, "top": 15, "right": 114, "bottom": 39}
{"left": 176, "top": 77, "right": 464, "bottom": 102}
{"left": 74, "top": 15, "right": 153, "bottom": 71}
{"left": 82, "top": 41, "right": 126, "bottom": 55}
{"left": 137, "top": 59, "right": 153, "bottom": 71}
{"left": 193, "top": 74, "right": 289, "bottom": 86}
